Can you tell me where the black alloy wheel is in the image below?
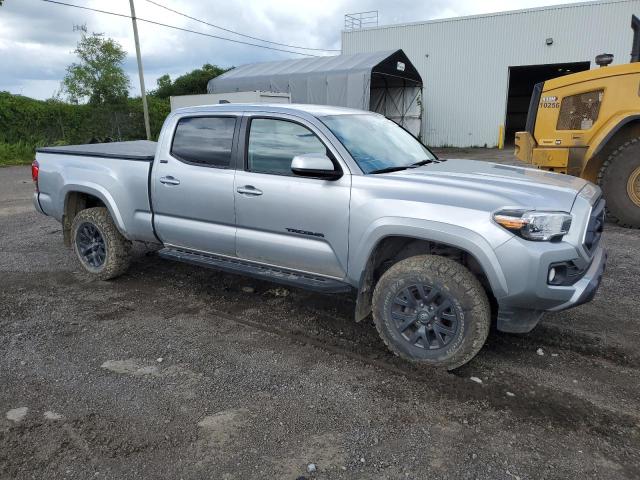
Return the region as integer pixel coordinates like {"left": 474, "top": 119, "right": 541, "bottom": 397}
{"left": 371, "top": 254, "right": 491, "bottom": 369}
{"left": 390, "top": 284, "right": 460, "bottom": 350}
{"left": 75, "top": 222, "right": 107, "bottom": 268}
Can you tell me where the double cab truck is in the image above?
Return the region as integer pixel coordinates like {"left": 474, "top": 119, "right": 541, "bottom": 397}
{"left": 33, "top": 104, "right": 607, "bottom": 369}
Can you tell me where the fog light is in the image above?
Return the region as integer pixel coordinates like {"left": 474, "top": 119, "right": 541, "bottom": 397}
{"left": 548, "top": 267, "right": 557, "bottom": 283}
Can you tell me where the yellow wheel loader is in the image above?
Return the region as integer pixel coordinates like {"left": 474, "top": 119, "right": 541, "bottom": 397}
{"left": 515, "top": 15, "right": 640, "bottom": 228}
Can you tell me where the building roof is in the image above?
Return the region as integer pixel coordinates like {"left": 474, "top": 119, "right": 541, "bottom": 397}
{"left": 208, "top": 49, "right": 422, "bottom": 95}
{"left": 207, "top": 49, "right": 422, "bottom": 113}
{"left": 210, "top": 50, "right": 394, "bottom": 87}
{"left": 342, "top": 0, "right": 634, "bottom": 32}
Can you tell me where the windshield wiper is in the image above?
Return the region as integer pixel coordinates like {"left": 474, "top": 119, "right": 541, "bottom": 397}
{"left": 409, "top": 159, "right": 439, "bottom": 167}
{"left": 369, "top": 159, "right": 441, "bottom": 175}
{"left": 368, "top": 166, "right": 411, "bottom": 174}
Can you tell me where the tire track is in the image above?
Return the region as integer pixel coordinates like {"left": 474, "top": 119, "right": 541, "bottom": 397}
{"left": 203, "top": 304, "right": 640, "bottom": 441}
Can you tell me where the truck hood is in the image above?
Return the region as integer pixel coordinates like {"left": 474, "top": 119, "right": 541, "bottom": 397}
{"left": 382, "top": 159, "right": 590, "bottom": 212}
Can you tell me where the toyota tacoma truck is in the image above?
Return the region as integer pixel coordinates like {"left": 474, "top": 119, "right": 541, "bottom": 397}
{"left": 32, "top": 104, "right": 606, "bottom": 369}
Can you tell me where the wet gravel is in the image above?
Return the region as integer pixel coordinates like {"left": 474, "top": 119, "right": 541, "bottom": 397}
{"left": 1, "top": 160, "right": 639, "bottom": 479}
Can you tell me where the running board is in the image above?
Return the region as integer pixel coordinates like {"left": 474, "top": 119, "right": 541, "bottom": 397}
{"left": 158, "top": 248, "right": 352, "bottom": 294}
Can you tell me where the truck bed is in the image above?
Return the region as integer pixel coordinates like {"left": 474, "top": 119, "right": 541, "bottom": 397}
{"left": 36, "top": 140, "right": 157, "bottom": 161}
{"left": 35, "top": 140, "right": 158, "bottom": 244}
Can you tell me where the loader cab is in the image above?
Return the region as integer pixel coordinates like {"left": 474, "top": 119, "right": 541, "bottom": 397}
{"left": 514, "top": 15, "right": 640, "bottom": 228}
{"left": 515, "top": 62, "right": 640, "bottom": 175}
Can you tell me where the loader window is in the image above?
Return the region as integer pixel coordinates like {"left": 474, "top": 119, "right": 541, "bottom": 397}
{"left": 556, "top": 90, "right": 604, "bottom": 130}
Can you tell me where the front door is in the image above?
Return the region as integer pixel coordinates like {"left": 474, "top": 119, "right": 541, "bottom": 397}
{"left": 152, "top": 115, "right": 238, "bottom": 256}
{"left": 234, "top": 115, "right": 351, "bottom": 279}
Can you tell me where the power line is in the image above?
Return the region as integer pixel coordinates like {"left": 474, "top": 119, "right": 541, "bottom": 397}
{"left": 40, "top": 0, "right": 322, "bottom": 57}
{"left": 145, "top": 0, "right": 340, "bottom": 52}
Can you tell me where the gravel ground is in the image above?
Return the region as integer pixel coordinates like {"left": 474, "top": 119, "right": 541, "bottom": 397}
{"left": 1, "top": 151, "right": 639, "bottom": 479}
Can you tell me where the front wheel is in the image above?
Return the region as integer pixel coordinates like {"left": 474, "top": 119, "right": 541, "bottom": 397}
{"left": 71, "top": 207, "right": 132, "bottom": 280}
{"left": 372, "top": 255, "right": 490, "bottom": 370}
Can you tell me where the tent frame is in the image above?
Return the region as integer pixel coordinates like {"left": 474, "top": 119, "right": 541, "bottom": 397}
{"left": 371, "top": 74, "right": 422, "bottom": 135}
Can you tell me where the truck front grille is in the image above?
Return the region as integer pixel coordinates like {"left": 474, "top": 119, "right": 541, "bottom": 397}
{"left": 584, "top": 198, "right": 605, "bottom": 254}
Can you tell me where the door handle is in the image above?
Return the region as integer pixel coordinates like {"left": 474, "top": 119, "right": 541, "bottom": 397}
{"left": 159, "top": 176, "right": 180, "bottom": 186}
{"left": 237, "top": 185, "right": 263, "bottom": 196}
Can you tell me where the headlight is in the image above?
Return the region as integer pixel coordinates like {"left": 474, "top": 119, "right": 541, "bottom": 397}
{"left": 493, "top": 210, "right": 572, "bottom": 241}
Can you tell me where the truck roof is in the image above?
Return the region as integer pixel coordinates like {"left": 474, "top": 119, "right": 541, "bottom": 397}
{"left": 171, "top": 103, "right": 371, "bottom": 118}
{"left": 35, "top": 105, "right": 367, "bottom": 159}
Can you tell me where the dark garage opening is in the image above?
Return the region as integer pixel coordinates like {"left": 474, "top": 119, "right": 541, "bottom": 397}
{"left": 504, "top": 61, "right": 591, "bottom": 144}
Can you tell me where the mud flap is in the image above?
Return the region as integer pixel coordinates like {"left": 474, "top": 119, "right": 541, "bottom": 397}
{"left": 497, "top": 308, "right": 545, "bottom": 333}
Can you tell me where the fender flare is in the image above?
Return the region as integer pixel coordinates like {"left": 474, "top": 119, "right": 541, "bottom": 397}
{"left": 61, "top": 182, "right": 127, "bottom": 236}
{"left": 590, "top": 114, "right": 640, "bottom": 158}
{"left": 350, "top": 218, "right": 510, "bottom": 321}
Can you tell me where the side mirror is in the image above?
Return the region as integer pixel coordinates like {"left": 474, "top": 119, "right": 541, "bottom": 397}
{"left": 291, "top": 153, "right": 342, "bottom": 180}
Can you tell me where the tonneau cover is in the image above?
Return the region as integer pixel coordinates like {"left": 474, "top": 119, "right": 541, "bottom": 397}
{"left": 36, "top": 140, "right": 157, "bottom": 161}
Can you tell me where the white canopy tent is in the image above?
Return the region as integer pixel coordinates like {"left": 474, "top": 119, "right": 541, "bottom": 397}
{"left": 208, "top": 49, "right": 423, "bottom": 136}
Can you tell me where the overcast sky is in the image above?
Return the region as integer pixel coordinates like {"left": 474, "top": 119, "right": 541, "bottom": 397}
{"left": 0, "top": 0, "right": 587, "bottom": 100}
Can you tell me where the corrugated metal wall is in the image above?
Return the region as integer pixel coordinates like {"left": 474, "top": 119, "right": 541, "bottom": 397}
{"left": 342, "top": 0, "right": 640, "bottom": 147}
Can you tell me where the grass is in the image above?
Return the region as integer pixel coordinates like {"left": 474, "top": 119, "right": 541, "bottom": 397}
{"left": 0, "top": 142, "right": 37, "bottom": 166}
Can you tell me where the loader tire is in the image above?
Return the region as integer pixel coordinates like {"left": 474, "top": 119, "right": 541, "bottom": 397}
{"left": 597, "top": 137, "right": 640, "bottom": 228}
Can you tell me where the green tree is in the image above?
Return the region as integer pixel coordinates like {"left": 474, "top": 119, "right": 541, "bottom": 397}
{"left": 155, "top": 74, "right": 172, "bottom": 92}
{"left": 151, "top": 64, "right": 228, "bottom": 99}
{"left": 62, "top": 33, "right": 130, "bottom": 105}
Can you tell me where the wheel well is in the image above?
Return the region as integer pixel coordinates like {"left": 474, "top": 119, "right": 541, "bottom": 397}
{"left": 62, "top": 192, "right": 106, "bottom": 246}
{"left": 584, "top": 119, "right": 640, "bottom": 182}
{"left": 354, "top": 236, "right": 496, "bottom": 322}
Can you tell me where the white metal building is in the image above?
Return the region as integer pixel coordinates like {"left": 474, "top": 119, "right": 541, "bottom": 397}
{"left": 342, "top": 0, "right": 640, "bottom": 147}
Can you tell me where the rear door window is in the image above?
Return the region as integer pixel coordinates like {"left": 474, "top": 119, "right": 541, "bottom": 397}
{"left": 171, "top": 116, "right": 236, "bottom": 167}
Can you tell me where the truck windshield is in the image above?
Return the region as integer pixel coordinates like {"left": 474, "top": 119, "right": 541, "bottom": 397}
{"left": 320, "top": 114, "right": 436, "bottom": 174}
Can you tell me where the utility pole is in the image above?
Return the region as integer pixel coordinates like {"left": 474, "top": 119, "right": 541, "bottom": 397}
{"left": 129, "top": 0, "right": 151, "bottom": 140}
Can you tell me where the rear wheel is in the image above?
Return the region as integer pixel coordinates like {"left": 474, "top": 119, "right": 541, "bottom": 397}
{"left": 371, "top": 255, "right": 490, "bottom": 370}
{"left": 71, "top": 207, "right": 132, "bottom": 280}
{"left": 597, "top": 137, "right": 640, "bottom": 228}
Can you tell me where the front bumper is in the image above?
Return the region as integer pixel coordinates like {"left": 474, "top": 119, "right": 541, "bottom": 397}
{"left": 495, "top": 241, "right": 606, "bottom": 333}
{"left": 548, "top": 245, "right": 606, "bottom": 312}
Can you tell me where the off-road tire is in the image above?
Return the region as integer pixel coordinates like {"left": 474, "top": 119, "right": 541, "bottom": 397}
{"left": 597, "top": 137, "right": 640, "bottom": 228}
{"left": 372, "top": 255, "right": 490, "bottom": 370}
{"left": 71, "top": 207, "right": 132, "bottom": 280}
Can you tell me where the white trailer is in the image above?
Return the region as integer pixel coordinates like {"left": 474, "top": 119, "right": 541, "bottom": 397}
{"left": 170, "top": 91, "right": 291, "bottom": 111}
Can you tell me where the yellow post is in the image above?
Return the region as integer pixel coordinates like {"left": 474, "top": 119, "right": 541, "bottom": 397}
{"left": 498, "top": 125, "right": 505, "bottom": 150}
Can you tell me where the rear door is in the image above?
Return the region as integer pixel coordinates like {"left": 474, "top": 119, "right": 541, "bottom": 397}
{"left": 234, "top": 113, "right": 351, "bottom": 279}
{"left": 152, "top": 114, "right": 239, "bottom": 256}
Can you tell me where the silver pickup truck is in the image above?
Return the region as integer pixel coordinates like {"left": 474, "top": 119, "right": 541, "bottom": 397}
{"left": 32, "top": 104, "right": 606, "bottom": 369}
